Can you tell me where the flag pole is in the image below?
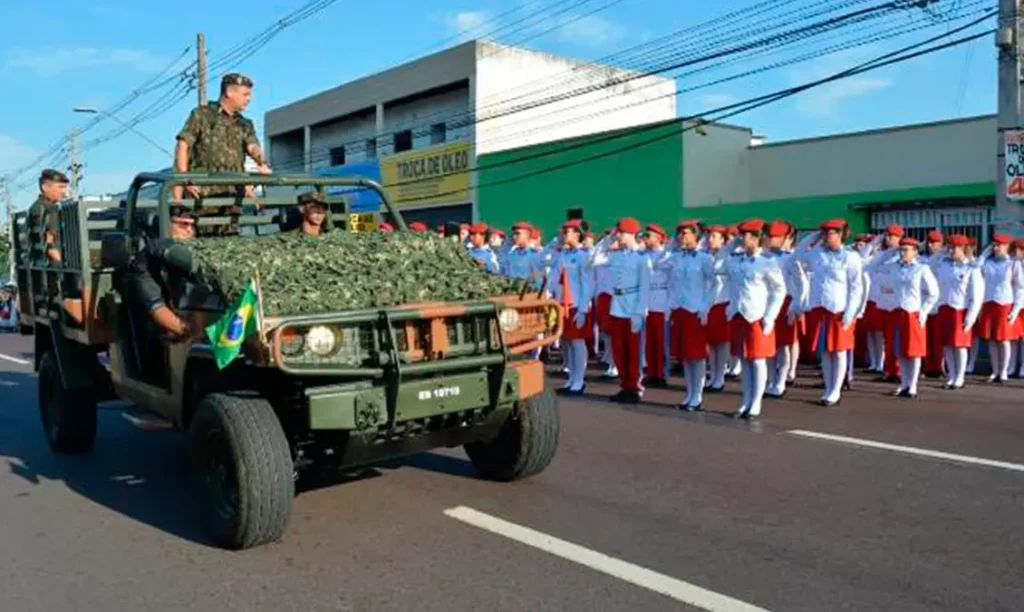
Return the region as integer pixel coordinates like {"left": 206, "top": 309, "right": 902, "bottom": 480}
{"left": 253, "top": 265, "right": 267, "bottom": 345}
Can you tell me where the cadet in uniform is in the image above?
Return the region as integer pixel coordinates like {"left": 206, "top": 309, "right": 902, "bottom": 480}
{"left": 865, "top": 237, "right": 938, "bottom": 398}
{"left": 466, "top": 223, "right": 499, "bottom": 273}
{"left": 642, "top": 224, "right": 671, "bottom": 387}
{"left": 702, "top": 224, "right": 734, "bottom": 392}
{"left": 591, "top": 218, "right": 652, "bottom": 403}
{"left": 870, "top": 225, "right": 905, "bottom": 382}
{"left": 763, "top": 219, "right": 807, "bottom": 398}
{"left": 122, "top": 205, "right": 199, "bottom": 341}
{"left": 921, "top": 229, "right": 946, "bottom": 377}
{"left": 795, "top": 219, "right": 864, "bottom": 407}
{"left": 658, "top": 220, "right": 714, "bottom": 410}
{"left": 547, "top": 219, "right": 594, "bottom": 394}
{"left": 1014, "top": 238, "right": 1024, "bottom": 377}
{"left": 27, "top": 169, "right": 69, "bottom": 264}
{"left": 932, "top": 234, "right": 984, "bottom": 389}
{"left": 489, "top": 228, "right": 505, "bottom": 250}
{"left": 173, "top": 73, "right": 270, "bottom": 201}
{"left": 285, "top": 191, "right": 330, "bottom": 237}
{"left": 499, "top": 221, "right": 542, "bottom": 285}
{"left": 973, "top": 234, "right": 1024, "bottom": 383}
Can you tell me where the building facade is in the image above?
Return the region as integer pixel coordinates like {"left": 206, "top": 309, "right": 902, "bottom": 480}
{"left": 263, "top": 40, "right": 677, "bottom": 227}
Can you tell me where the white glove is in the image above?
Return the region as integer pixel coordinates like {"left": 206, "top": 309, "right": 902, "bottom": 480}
{"left": 1010, "top": 309, "right": 1021, "bottom": 327}
{"left": 698, "top": 308, "right": 709, "bottom": 326}
{"left": 630, "top": 316, "right": 643, "bottom": 334}
{"left": 963, "top": 314, "right": 977, "bottom": 334}
{"left": 573, "top": 311, "right": 587, "bottom": 330}
{"left": 841, "top": 312, "right": 855, "bottom": 330}
{"left": 917, "top": 311, "right": 928, "bottom": 328}
{"left": 762, "top": 317, "right": 775, "bottom": 337}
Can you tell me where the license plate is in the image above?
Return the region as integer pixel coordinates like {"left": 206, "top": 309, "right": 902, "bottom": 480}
{"left": 418, "top": 386, "right": 461, "bottom": 401}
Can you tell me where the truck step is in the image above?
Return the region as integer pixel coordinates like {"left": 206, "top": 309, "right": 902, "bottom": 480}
{"left": 121, "top": 409, "right": 174, "bottom": 432}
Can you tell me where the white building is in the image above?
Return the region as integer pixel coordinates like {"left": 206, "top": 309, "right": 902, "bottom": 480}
{"left": 263, "top": 40, "right": 677, "bottom": 225}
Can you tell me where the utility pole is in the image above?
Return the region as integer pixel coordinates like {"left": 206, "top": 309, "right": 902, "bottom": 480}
{"left": 197, "top": 32, "right": 208, "bottom": 108}
{"left": 67, "top": 128, "right": 82, "bottom": 199}
{"left": 996, "top": 0, "right": 1024, "bottom": 237}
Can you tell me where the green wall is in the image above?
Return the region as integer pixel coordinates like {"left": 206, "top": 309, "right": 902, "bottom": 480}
{"left": 682, "top": 181, "right": 995, "bottom": 234}
{"left": 476, "top": 122, "right": 683, "bottom": 239}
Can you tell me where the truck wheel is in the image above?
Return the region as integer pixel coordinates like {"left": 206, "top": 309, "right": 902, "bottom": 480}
{"left": 465, "top": 388, "right": 559, "bottom": 482}
{"left": 188, "top": 392, "right": 294, "bottom": 550}
{"left": 38, "top": 352, "right": 97, "bottom": 454}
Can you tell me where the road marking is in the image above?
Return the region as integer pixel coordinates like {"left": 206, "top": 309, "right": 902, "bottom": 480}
{"left": 443, "top": 505, "right": 771, "bottom": 612}
{"left": 785, "top": 430, "right": 1024, "bottom": 473}
{"left": 0, "top": 352, "right": 31, "bottom": 366}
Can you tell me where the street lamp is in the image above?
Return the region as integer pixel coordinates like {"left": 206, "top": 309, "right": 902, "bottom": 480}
{"left": 72, "top": 106, "right": 171, "bottom": 156}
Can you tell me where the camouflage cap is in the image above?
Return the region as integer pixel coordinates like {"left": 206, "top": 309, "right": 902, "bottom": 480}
{"left": 221, "top": 72, "right": 254, "bottom": 88}
{"left": 297, "top": 191, "right": 328, "bottom": 207}
{"left": 39, "top": 169, "right": 69, "bottom": 184}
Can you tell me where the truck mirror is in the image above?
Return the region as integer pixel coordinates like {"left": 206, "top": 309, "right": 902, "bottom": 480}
{"left": 100, "top": 232, "right": 131, "bottom": 269}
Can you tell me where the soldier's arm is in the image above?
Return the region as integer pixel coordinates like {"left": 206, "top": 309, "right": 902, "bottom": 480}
{"left": 43, "top": 208, "right": 61, "bottom": 263}
{"left": 173, "top": 109, "right": 202, "bottom": 199}
{"left": 125, "top": 242, "right": 189, "bottom": 336}
{"left": 244, "top": 120, "right": 270, "bottom": 171}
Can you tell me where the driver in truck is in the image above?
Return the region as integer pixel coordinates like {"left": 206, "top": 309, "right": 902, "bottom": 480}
{"left": 122, "top": 205, "right": 199, "bottom": 341}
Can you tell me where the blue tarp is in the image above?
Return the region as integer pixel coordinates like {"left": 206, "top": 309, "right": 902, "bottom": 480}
{"left": 316, "top": 160, "right": 385, "bottom": 214}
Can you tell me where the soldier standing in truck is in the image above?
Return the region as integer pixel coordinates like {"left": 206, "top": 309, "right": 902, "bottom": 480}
{"left": 172, "top": 73, "right": 271, "bottom": 201}
{"left": 27, "top": 169, "right": 69, "bottom": 264}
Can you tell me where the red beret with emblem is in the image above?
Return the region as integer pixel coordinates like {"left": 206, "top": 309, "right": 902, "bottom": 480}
{"left": 820, "top": 219, "right": 846, "bottom": 231}
{"left": 738, "top": 218, "right": 765, "bottom": 234}
{"left": 645, "top": 223, "right": 667, "bottom": 238}
{"left": 766, "top": 220, "right": 790, "bottom": 238}
{"left": 992, "top": 234, "right": 1012, "bottom": 245}
{"left": 617, "top": 217, "right": 641, "bottom": 234}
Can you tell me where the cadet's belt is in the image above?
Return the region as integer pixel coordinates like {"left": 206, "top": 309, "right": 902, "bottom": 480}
{"left": 613, "top": 287, "right": 640, "bottom": 296}
{"left": 650, "top": 284, "right": 668, "bottom": 291}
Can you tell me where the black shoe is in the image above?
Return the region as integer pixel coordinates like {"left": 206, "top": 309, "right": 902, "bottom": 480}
{"left": 689, "top": 403, "right": 703, "bottom": 412}
{"left": 621, "top": 390, "right": 642, "bottom": 404}
{"left": 820, "top": 398, "right": 841, "bottom": 407}
{"left": 741, "top": 412, "right": 758, "bottom": 421}
{"left": 609, "top": 391, "right": 628, "bottom": 402}
{"left": 765, "top": 390, "right": 786, "bottom": 400}
{"left": 645, "top": 377, "right": 668, "bottom": 388}
{"left": 561, "top": 385, "right": 587, "bottom": 396}
{"left": 729, "top": 409, "right": 745, "bottom": 419}
{"left": 706, "top": 385, "right": 724, "bottom": 394}
{"left": 842, "top": 380, "right": 852, "bottom": 391}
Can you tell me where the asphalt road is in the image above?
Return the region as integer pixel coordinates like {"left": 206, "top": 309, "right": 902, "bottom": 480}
{"left": 1, "top": 330, "right": 1023, "bottom": 612}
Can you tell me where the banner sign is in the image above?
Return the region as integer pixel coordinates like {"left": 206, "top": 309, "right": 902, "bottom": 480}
{"left": 348, "top": 212, "right": 378, "bottom": 233}
{"left": 1004, "top": 130, "right": 1024, "bottom": 201}
{"left": 380, "top": 141, "right": 471, "bottom": 207}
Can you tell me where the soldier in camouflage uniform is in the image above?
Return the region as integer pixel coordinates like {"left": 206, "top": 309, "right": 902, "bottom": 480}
{"left": 172, "top": 72, "right": 270, "bottom": 201}
{"left": 27, "top": 169, "right": 69, "bottom": 264}
{"left": 284, "top": 191, "right": 330, "bottom": 237}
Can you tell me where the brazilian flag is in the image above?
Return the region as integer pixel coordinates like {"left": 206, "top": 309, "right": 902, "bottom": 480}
{"left": 206, "top": 280, "right": 260, "bottom": 369}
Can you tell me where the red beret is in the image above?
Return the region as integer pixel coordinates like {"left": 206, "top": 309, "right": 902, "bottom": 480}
{"left": 676, "top": 220, "right": 700, "bottom": 232}
{"left": 645, "top": 223, "right": 667, "bottom": 238}
{"left": 885, "top": 224, "right": 905, "bottom": 237}
{"left": 820, "top": 219, "right": 846, "bottom": 231}
{"left": 992, "top": 234, "right": 1012, "bottom": 245}
{"left": 1014, "top": 237, "right": 1024, "bottom": 249}
{"left": 491, "top": 228, "right": 505, "bottom": 238}
{"left": 947, "top": 234, "right": 970, "bottom": 247}
{"left": 899, "top": 237, "right": 920, "bottom": 248}
{"left": 562, "top": 219, "right": 583, "bottom": 231}
{"left": 408, "top": 221, "right": 428, "bottom": 232}
{"left": 617, "top": 217, "right": 641, "bottom": 234}
{"left": 705, "top": 224, "right": 727, "bottom": 235}
{"left": 726, "top": 224, "right": 739, "bottom": 236}
{"left": 379, "top": 222, "right": 394, "bottom": 233}
{"left": 737, "top": 218, "right": 765, "bottom": 234}
{"left": 468, "top": 222, "right": 488, "bottom": 234}
{"left": 529, "top": 227, "right": 540, "bottom": 240}
{"left": 766, "top": 220, "right": 790, "bottom": 238}
{"left": 927, "top": 230, "right": 943, "bottom": 243}
{"left": 855, "top": 233, "right": 874, "bottom": 242}
{"left": 512, "top": 221, "right": 532, "bottom": 232}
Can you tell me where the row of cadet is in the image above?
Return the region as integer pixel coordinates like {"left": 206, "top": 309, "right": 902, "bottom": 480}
{"left": 450, "top": 217, "right": 1023, "bottom": 419}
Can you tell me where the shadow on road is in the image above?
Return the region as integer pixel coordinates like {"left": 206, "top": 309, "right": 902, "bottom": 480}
{"left": 0, "top": 369, "right": 484, "bottom": 547}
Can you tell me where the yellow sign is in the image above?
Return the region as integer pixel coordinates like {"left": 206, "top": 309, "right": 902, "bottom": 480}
{"left": 380, "top": 141, "right": 471, "bottom": 207}
{"left": 349, "top": 212, "right": 378, "bottom": 233}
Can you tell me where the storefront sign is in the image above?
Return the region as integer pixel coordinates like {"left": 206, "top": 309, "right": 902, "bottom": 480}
{"left": 380, "top": 141, "right": 471, "bottom": 207}
{"left": 348, "top": 212, "right": 378, "bottom": 233}
{"left": 1004, "top": 130, "right": 1024, "bottom": 200}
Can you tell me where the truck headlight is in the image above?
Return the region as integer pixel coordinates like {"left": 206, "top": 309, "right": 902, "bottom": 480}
{"left": 498, "top": 308, "right": 521, "bottom": 333}
{"left": 306, "top": 325, "right": 338, "bottom": 356}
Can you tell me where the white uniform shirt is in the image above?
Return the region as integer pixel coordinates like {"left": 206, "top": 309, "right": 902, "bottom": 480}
{"left": 977, "top": 255, "right": 1024, "bottom": 306}
{"left": 933, "top": 257, "right": 984, "bottom": 320}
{"left": 795, "top": 243, "right": 865, "bottom": 320}
{"left": 644, "top": 247, "right": 670, "bottom": 313}
{"left": 888, "top": 259, "right": 939, "bottom": 315}
{"left": 767, "top": 249, "right": 808, "bottom": 312}
{"left": 499, "top": 245, "right": 541, "bottom": 281}
{"left": 707, "top": 249, "right": 732, "bottom": 306}
{"left": 467, "top": 245, "right": 499, "bottom": 273}
{"left": 591, "top": 238, "right": 652, "bottom": 320}
{"left": 594, "top": 265, "right": 615, "bottom": 297}
{"left": 722, "top": 250, "right": 786, "bottom": 324}
{"left": 546, "top": 247, "right": 594, "bottom": 312}
{"left": 866, "top": 249, "right": 900, "bottom": 312}
{"left": 654, "top": 248, "right": 715, "bottom": 314}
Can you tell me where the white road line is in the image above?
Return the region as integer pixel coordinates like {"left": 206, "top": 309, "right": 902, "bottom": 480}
{"left": 0, "top": 352, "right": 31, "bottom": 366}
{"left": 443, "top": 505, "right": 771, "bottom": 612}
{"left": 785, "top": 430, "right": 1024, "bottom": 473}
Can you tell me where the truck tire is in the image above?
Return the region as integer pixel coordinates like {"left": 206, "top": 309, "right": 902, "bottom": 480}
{"left": 188, "top": 392, "right": 294, "bottom": 550}
{"left": 38, "top": 352, "right": 97, "bottom": 454}
{"left": 464, "top": 388, "right": 559, "bottom": 482}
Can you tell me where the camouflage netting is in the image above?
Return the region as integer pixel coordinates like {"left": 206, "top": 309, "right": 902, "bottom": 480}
{"left": 189, "top": 230, "right": 523, "bottom": 316}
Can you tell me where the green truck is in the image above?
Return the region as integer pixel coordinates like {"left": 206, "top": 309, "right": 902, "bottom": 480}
{"left": 12, "top": 172, "right": 564, "bottom": 550}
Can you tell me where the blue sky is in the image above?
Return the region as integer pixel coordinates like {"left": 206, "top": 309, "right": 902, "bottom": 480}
{"left": 0, "top": 0, "right": 996, "bottom": 203}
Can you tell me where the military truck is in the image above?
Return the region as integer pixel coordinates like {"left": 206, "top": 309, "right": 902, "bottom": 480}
{"left": 12, "top": 172, "right": 564, "bottom": 550}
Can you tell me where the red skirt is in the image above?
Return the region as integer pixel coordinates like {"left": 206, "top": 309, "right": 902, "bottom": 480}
{"left": 594, "top": 293, "right": 613, "bottom": 332}
{"left": 562, "top": 308, "right": 593, "bottom": 341}
{"left": 862, "top": 301, "right": 885, "bottom": 333}
{"left": 730, "top": 316, "right": 776, "bottom": 360}
{"left": 806, "top": 307, "right": 856, "bottom": 352}
{"left": 670, "top": 309, "right": 708, "bottom": 361}
{"left": 706, "top": 302, "right": 730, "bottom": 345}
{"left": 889, "top": 308, "right": 927, "bottom": 358}
{"left": 774, "top": 296, "right": 803, "bottom": 347}
{"left": 977, "top": 302, "right": 1018, "bottom": 342}
{"left": 936, "top": 305, "right": 972, "bottom": 348}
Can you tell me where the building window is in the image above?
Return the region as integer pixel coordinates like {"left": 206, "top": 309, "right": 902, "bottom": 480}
{"left": 430, "top": 123, "right": 447, "bottom": 145}
{"left": 329, "top": 146, "right": 346, "bottom": 166}
{"left": 365, "top": 137, "right": 377, "bottom": 159}
{"left": 394, "top": 130, "right": 412, "bottom": 153}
